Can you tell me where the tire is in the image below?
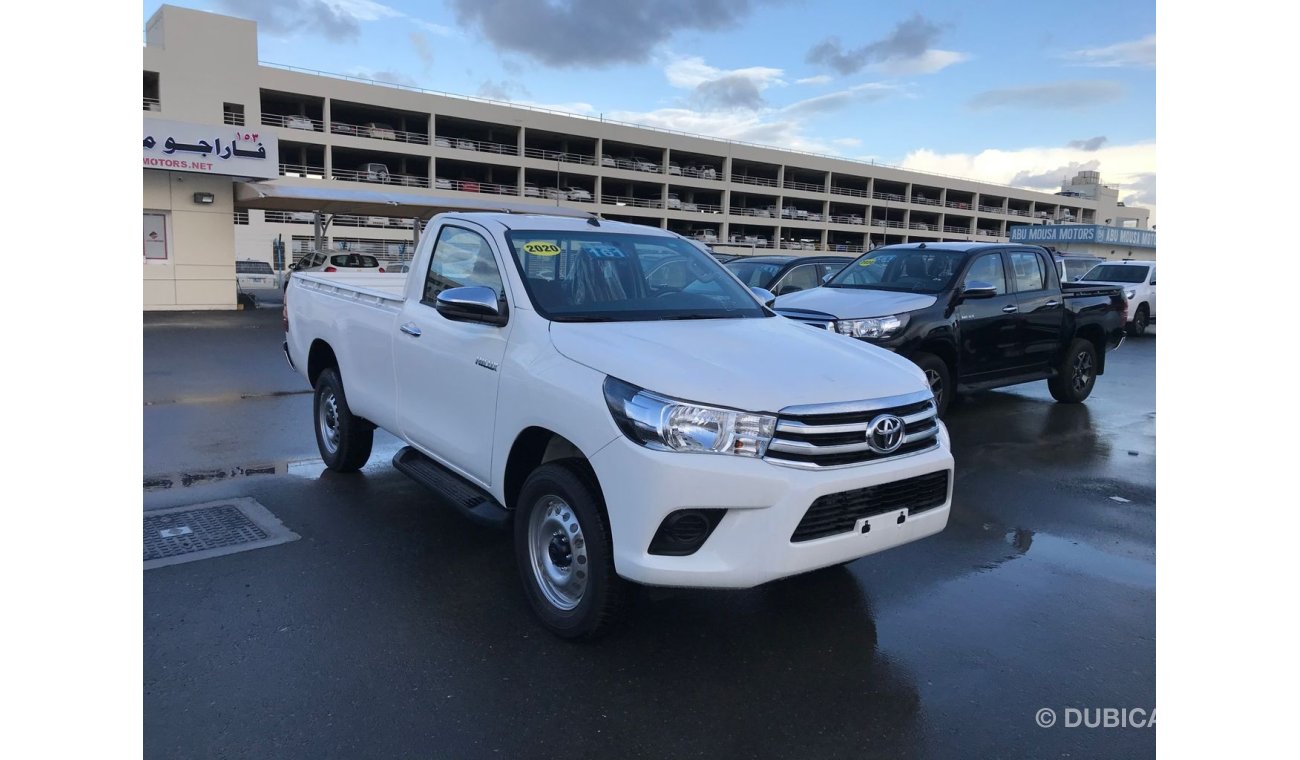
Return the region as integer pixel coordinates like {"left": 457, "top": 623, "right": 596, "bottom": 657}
{"left": 911, "top": 352, "right": 952, "bottom": 417}
{"left": 1048, "top": 338, "right": 1098, "bottom": 404}
{"left": 1127, "top": 306, "right": 1149, "bottom": 337}
{"left": 514, "top": 460, "right": 628, "bottom": 640}
{"left": 313, "top": 367, "right": 374, "bottom": 472}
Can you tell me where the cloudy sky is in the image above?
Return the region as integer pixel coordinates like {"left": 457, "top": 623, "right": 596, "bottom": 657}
{"left": 151, "top": 0, "right": 1156, "bottom": 219}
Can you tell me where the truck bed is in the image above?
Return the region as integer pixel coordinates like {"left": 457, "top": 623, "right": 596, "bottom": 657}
{"left": 294, "top": 272, "right": 408, "bottom": 304}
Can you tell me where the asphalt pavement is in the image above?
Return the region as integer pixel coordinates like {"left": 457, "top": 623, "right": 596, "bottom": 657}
{"left": 144, "top": 310, "right": 1156, "bottom": 759}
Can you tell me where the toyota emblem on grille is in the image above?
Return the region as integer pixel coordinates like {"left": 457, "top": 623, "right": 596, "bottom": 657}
{"left": 866, "top": 414, "right": 906, "bottom": 454}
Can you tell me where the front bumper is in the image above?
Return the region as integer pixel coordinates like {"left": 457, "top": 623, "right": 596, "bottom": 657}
{"left": 589, "top": 425, "right": 954, "bottom": 588}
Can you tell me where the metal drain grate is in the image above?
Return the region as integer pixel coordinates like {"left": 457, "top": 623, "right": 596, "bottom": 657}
{"left": 143, "top": 498, "right": 298, "bottom": 570}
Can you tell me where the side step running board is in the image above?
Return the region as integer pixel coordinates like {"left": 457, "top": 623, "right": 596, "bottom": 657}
{"left": 392, "top": 447, "right": 511, "bottom": 530}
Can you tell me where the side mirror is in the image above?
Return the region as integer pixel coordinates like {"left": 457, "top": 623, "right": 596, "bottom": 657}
{"left": 961, "top": 280, "right": 998, "bottom": 300}
{"left": 288, "top": 262, "right": 298, "bottom": 271}
{"left": 435, "top": 286, "right": 507, "bottom": 326}
{"left": 751, "top": 287, "right": 777, "bottom": 308}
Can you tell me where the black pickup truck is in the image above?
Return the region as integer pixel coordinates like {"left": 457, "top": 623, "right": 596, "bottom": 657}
{"left": 772, "top": 243, "right": 1127, "bottom": 416}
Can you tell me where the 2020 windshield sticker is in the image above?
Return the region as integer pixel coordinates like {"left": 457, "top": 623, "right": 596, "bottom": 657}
{"left": 523, "top": 241, "right": 561, "bottom": 257}
{"left": 858, "top": 258, "right": 876, "bottom": 267}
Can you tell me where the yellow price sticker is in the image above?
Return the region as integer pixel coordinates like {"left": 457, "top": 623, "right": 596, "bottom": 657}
{"left": 523, "top": 241, "right": 562, "bottom": 257}
{"left": 857, "top": 258, "right": 876, "bottom": 267}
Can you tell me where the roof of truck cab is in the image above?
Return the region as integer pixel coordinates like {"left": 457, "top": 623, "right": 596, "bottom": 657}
{"left": 455, "top": 213, "right": 677, "bottom": 236}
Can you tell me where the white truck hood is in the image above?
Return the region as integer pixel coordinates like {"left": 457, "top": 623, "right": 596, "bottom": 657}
{"left": 773, "top": 287, "right": 937, "bottom": 319}
{"left": 550, "top": 316, "right": 928, "bottom": 413}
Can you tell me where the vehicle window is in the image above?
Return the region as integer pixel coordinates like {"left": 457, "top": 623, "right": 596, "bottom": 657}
{"left": 423, "top": 226, "right": 506, "bottom": 305}
{"left": 504, "top": 231, "right": 767, "bottom": 322}
{"left": 1149, "top": 269, "right": 1156, "bottom": 285}
{"left": 1008, "top": 251, "right": 1046, "bottom": 292}
{"left": 1062, "top": 258, "right": 1103, "bottom": 281}
{"left": 773, "top": 264, "right": 820, "bottom": 295}
{"left": 330, "top": 254, "right": 379, "bottom": 268}
{"left": 1080, "top": 264, "right": 1150, "bottom": 284}
{"left": 963, "top": 253, "right": 1007, "bottom": 295}
{"left": 816, "top": 262, "right": 847, "bottom": 282}
{"left": 827, "top": 250, "right": 963, "bottom": 294}
{"left": 724, "top": 260, "right": 784, "bottom": 287}
{"left": 236, "top": 261, "right": 273, "bottom": 275}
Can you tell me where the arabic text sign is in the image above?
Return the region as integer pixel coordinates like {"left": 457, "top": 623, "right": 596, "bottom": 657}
{"left": 143, "top": 117, "right": 279, "bottom": 179}
{"left": 1009, "top": 224, "right": 1156, "bottom": 249}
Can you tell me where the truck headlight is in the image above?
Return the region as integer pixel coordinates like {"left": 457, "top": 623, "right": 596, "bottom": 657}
{"left": 1125, "top": 289, "right": 1136, "bottom": 300}
{"left": 834, "top": 314, "right": 905, "bottom": 339}
{"left": 603, "top": 377, "right": 776, "bottom": 457}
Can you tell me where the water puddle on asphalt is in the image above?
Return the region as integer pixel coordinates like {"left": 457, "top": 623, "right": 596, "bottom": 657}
{"left": 143, "top": 445, "right": 403, "bottom": 491}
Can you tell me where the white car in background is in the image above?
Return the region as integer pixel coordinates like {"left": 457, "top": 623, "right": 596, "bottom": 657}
{"left": 1077, "top": 260, "right": 1157, "bottom": 336}
{"left": 364, "top": 122, "right": 397, "bottom": 140}
{"left": 291, "top": 252, "right": 387, "bottom": 275}
{"left": 563, "top": 186, "right": 592, "bottom": 202}
{"left": 434, "top": 177, "right": 454, "bottom": 190}
{"left": 285, "top": 115, "right": 314, "bottom": 130}
{"left": 236, "top": 259, "right": 279, "bottom": 306}
{"left": 523, "top": 182, "right": 540, "bottom": 198}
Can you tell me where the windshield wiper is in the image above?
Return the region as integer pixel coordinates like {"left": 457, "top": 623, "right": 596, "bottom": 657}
{"left": 658, "top": 313, "right": 730, "bottom": 320}
{"left": 550, "top": 315, "right": 618, "bottom": 323}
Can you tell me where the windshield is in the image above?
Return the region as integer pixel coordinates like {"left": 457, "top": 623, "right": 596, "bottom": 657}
{"left": 1080, "top": 264, "right": 1149, "bottom": 283}
{"left": 827, "top": 249, "right": 965, "bottom": 293}
{"left": 725, "top": 260, "right": 785, "bottom": 287}
{"left": 330, "top": 254, "right": 379, "bottom": 268}
{"left": 505, "top": 231, "right": 768, "bottom": 321}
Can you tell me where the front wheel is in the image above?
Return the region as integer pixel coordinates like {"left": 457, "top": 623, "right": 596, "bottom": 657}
{"left": 911, "top": 352, "right": 952, "bottom": 417}
{"left": 514, "top": 461, "right": 628, "bottom": 640}
{"left": 313, "top": 367, "right": 374, "bottom": 472}
{"left": 1048, "top": 339, "right": 1098, "bottom": 403}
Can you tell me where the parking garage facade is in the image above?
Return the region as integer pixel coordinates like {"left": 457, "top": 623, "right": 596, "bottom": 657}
{"left": 143, "top": 5, "right": 1149, "bottom": 310}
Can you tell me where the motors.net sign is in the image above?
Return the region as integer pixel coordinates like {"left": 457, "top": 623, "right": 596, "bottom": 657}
{"left": 143, "top": 117, "right": 279, "bottom": 179}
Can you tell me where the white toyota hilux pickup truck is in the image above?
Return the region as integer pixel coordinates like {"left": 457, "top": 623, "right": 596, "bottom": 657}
{"left": 285, "top": 211, "right": 954, "bottom": 638}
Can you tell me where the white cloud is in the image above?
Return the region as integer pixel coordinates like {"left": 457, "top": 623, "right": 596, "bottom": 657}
{"left": 413, "top": 19, "right": 455, "bottom": 36}
{"left": 832, "top": 137, "right": 862, "bottom": 147}
{"left": 1063, "top": 34, "right": 1156, "bottom": 68}
{"left": 874, "top": 49, "right": 969, "bottom": 75}
{"left": 322, "top": 0, "right": 401, "bottom": 21}
{"left": 664, "top": 56, "right": 785, "bottom": 90}
{"left": 899, "top": 141, "right": 1157, "bottom": 222}
{"left": 795, "top": 74, "right": 832, "bottom": 86}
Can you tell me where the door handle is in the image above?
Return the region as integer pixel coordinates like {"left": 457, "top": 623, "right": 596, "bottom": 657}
{"left": 399, "top": 322, "right": 422, "bottom": 337}
{"left": 1044, "top": 300, "right": 1060, "bottom": 308}
{"left": 1002, "top": 304, "right": 1018, "bottom": 313}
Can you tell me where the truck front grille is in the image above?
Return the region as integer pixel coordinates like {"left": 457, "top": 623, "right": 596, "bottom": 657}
{"left": 765, "top": 389, "right": 940, "bottom": 468}
{"left": 791, "top": 470, "right": 950, "bottom": 542}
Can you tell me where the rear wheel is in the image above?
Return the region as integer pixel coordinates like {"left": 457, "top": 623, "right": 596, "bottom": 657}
{"left": 313, "top": 367, "right": 374, "bottom": 472}
{"left": 1127, "top": 306, "right": 1149, "bottom": 337}
{"left": 1048, "top": 339, "right": 1098, "bottom": 403}
{"left": 911, "top": 352, "right": 952, "bottom": 417}
{"left": 514, "top": 461, "right": 627, "bottom": 640}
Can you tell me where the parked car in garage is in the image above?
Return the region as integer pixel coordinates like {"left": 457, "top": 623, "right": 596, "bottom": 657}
{"left": 563, "top": 186, "right": 592, "bottom": 202}
{"left": 523, "top": 182, "right": 540, "bottom": 198}
{"left": 285, "top": 115, "right": 315, "bottom": 131}
{"left": 364, "top": 122, "right": 397, "bottom": 140}
{"left": 362, "top": 163, "right": 390, "bottom": 183}
{"left": 725, "top": 255, "right": 854, "bottom": 297}
{"left": 773, "top": 243, "right": 1129, "bottom": 415}
{"left": 1077, "top": 259, "right": 1156, "bottom": 336}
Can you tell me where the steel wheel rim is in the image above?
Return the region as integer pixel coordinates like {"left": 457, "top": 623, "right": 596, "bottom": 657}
{"left": 1071, "top": 352, "right": 1093, "bottom": 392}
{"left": 528, "top": 495, "right": 588, "bottom": 611}
{"left": 925, "top": 368, "right": 944, "bottom": 409}
{"left": 319, "top": 391, "right": 340, "bottom": 453}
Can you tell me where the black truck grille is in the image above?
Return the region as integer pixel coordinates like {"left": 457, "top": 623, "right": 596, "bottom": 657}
{"left": 791, "top": 470, "right": 950, "bottom": 542}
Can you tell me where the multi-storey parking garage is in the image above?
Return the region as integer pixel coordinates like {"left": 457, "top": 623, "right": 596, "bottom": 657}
{"left": 143, "top": 5, "right": 1150, "bottom": 309}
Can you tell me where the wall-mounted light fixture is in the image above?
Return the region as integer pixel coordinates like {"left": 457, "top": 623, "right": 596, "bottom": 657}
{"left": 193, "top": 192, "right": 215, "bottom": 205}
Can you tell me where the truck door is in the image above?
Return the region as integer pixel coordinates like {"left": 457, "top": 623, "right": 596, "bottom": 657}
{"left": 956, "top": 251, "right": 1023, "bottom": 378}
{"left": 1010, "top": 250, "right": 1064, "bottom": 371}
{"left": 1146, "top": 266, "right": 1156, "bottom": 317}
{"left": 393, "top": 222, "right": 511, "bottom": 486}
